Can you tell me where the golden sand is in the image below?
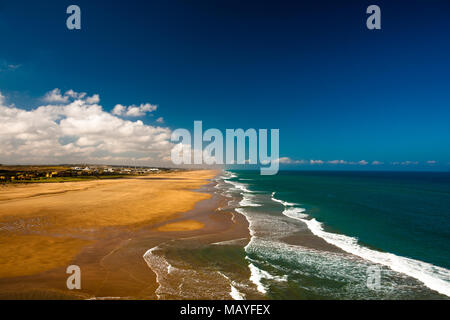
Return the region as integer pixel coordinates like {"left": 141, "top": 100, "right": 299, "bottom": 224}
{"left": 0, "top": 170, "right": 218, "bottom": 279}
{"left": 0, "top": 235, "right": 92, "bottom": 278}
{"left": 156, "top": 220, "right": 205, "bottom": 232}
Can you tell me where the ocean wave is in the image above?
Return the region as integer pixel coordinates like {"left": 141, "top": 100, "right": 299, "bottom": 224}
{"left": 143, "top": 245, "right": 169, "bottom": 299}
{"left": 282, "top": 207, "right": 308, "bottom": 219}
{"left": 239, "top": 193, "right": 262, "bottom": 207}
{"left": 271, "top": 193, "right": 450, "bottom": 297}
{"left": 143, "top": 243, "right": 233, "bottom": 299}
{"left": 235, "top": 207, "right": 290, "bottom": 295}
{"left": 219, "top": 272, "right": 246, "bottom": 300}
{"left": 271, "top": 192, "right": 297, "bottom": 206}
{"left": 247, "top": 261, "right": 287, "bottom": 294}
{"left": 224, "top": 180, "right": 253, "bottom": 193}
{"left": 221, "top": 171, "right": 237, "bottom": 180}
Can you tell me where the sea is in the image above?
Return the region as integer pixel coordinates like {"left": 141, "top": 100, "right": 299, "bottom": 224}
{"left": 144, "top": 170, "right": 450, "bottom": 299}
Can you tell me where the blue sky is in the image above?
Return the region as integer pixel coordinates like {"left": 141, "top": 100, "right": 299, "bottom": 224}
{"left": 0, "top": 0, "right": 449, "bottom": 170}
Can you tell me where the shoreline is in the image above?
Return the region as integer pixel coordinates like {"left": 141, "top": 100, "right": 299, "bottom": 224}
{"left": 224, "top": 171, "right": 450, "bottom": 299}
{"left": 0, "top": 169, "right": 246, "bottom": 299}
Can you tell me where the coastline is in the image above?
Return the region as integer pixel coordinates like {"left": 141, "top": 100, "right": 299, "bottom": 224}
{"left": 0, "top": 169, "right": 246, "bottom": 299}
{"left": 1, "top": 168, "right": 447, "bottom": 299}
{"left": 223, "top": 170, "right": 450, "bottom": 299}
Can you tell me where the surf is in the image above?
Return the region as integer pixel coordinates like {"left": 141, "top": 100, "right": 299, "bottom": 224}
{"left": 271, "top": 192, "right": 450, "bottom": 297}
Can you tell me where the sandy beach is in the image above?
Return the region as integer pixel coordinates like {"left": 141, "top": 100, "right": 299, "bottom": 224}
{"left": 0, "top": 169, "right": 246, "bottom": 299}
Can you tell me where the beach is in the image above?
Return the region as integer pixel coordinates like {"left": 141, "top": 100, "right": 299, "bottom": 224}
{"left": 0, "top": 169, "right": 244, "bottom": 299}
{"left": 1, "top": 169, "right": 448, "bottom": 300}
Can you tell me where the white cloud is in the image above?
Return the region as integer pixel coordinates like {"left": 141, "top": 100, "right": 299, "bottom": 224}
{"left": 42, "top": 89, "right": 98, "bottom": 105}
{"left": 276, "top": 157, "right": 306, "bottom": 164}
{"left": 400, "top": 161, "right": 419, "bottom": 165}
{"left": 277, "top": 158, "right": 393, "bottom": 166}
{"left": 85, "top": 94, "right": 100, "bottom": 104}
{"left": 156, "top": 117, "right": 164, "bottom": 123}
{"left": 426, "top": 160, "right": 437, "bottom": 164}
{"left": 65, "top": 89, "right": 86, "bottom": 99}
{"left": 0, "top": 62, "right": 21, "bottom": 72}
{"left": 327, "top": 160, "right": 347, "bottom": 164}
{"left": 7, "top": 64, "right": 21, "bottom": 70}
{"left": 0, "top": 89, "right": 173, "bottom": 165}
{"left": 112, "top": 103, "right": 157, "bottom": 117}
{"left": 43, "top": 88, "right": 69, "bottom": 103}
{"left": 278, "top": 157, "right": 293, "bottom": 164}
{"left": 111, "top": 104, "right": 125, "bottom": 116}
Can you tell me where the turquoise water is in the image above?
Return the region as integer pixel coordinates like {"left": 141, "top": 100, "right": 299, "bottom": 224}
{"left": 220, "top": 170, "right": 450, "bottom": 299}
{"left": 235, "top": 170, "right": 450, "bottom": 269}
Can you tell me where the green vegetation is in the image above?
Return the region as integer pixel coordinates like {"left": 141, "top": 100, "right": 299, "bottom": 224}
{"left": 0, "top": 165, "right": 171, "bottom": 184}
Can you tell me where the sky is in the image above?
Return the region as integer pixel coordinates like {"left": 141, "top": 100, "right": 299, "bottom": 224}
{"left": 0, "top": 0, "right": 449, "bottom": 170}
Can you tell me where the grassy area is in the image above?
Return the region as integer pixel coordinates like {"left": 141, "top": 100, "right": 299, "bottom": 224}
{"left": 0, "top": 165, "right": 175, "bottom": 184}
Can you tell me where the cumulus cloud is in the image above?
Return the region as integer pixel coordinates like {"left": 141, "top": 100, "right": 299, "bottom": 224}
{"left": 85, "top": 94, "right": 100, "bottom": 104}
{"left": 400, "top": 161, "right": 419, "bottom": 165}
{"left": 0, "top": 61, "right": 21, "bottom": 72}
{"left": 156, "top": 117, "right": 164, "bottom": 123}
{"left": 327, "top": 160, "right": 347, "bottom": 164}
{"left": 43, "top": 89, "right": 99, "bottom": 105}
{"left": 65, "top": 89, "right": 87, "bottom": 99}
{"left": 43, "top": 88, "right": 69, "bottom": 103}
{"left": 0, "top": 89, "right": 173, "bottom": 165}
{"left": 358, "top": 160, "right": 368, "bottom": 165}
{"left": 278, "top": 157, "right": 293, "bottom": 164}
{"left": 277, "top": 157, "right": 306, "bottom": 164}
{"left": 112, "top": 103, "right": 157, "bottom": 117}
{"left": 277, "top": 158, "right": 394, "bottom": 166}
{"left": 7, "top": 64, "right": 21, "bottom": 70}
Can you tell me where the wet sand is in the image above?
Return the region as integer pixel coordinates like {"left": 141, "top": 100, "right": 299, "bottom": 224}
{"left": 0, "top": 169, "right": 249, "bottom": 299}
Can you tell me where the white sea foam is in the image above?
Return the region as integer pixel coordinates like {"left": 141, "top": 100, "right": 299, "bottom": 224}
{"left": 235, "top": 208, "right": 255, "bottom": 238}
{"left": 239, "top": 193, "right": 261, "bottom": 207}
{"left": 225, "top": 180, "right": 447, "bottom": 298}
{"left": 271, "top": 192, "right": 296, "bottom": 206}
{"left": 235, "top": 207, "right": 290, "bottom": 295}
{"left": 271, "top": 193, "right": 450, "bottom": 297}
{"left": 225, "top": 180, "right": 252, "bottom": 193}
{"left": 301, "top": 217, "right": 450, "bottom": 297}
{"left": 222, "top": 171, "right": 237, "bottom": 180}
{"left": 248, "top": 262, "right": 268, "bottom": 294}
{"left": 282, "top": 207, "right": 308, "bottom": 219}
{"left": 144, "top": 243, "right": 232, "bottom": 299}
{"left": 143, "top": 246, "right": 167, "bottom": 299}
{"left": 247, "top": 261, "right": 287, "bottom": 294}
{"left": 230, "top": 284, "right": 245, "bottom": 300}
{"left": 219, "top": 271, "right": 246, "bottom": 300}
